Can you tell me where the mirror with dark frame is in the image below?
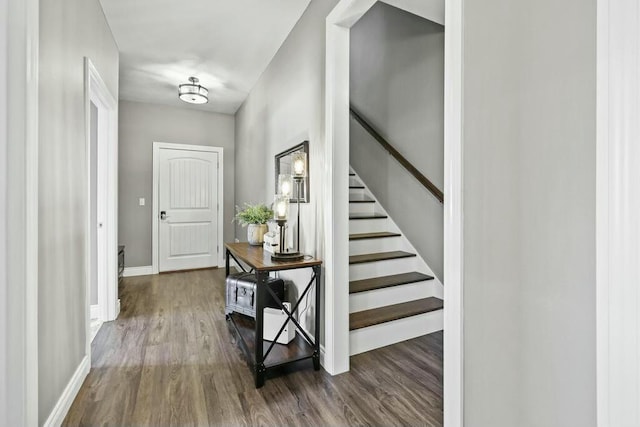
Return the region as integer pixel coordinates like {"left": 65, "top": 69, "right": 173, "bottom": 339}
{"left": 275, "top": 141, "right": 309, "bottom": 203}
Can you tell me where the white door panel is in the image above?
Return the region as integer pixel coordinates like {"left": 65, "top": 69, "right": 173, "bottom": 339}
{"left": 159, "top": 148, "right": 218, "bottom": 272}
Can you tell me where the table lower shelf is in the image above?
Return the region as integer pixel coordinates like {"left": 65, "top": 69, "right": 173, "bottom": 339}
{"left": 226, "top": 312, "right": 316, "bottom": 369}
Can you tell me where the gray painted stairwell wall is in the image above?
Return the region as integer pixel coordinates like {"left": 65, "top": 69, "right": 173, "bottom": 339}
{"left": 350, "top": 2, "right": 444, "bottom": 280}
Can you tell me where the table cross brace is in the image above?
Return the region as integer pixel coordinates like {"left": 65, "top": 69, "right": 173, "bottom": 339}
{"left": 262, "top": 272, "right": 317, "bottom": 362}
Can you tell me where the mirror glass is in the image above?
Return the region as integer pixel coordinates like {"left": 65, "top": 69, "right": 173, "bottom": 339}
{"left": 275, "top": 141, "right": 309, "bottom": 203}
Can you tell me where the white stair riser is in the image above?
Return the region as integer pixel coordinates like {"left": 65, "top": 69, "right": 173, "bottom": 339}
{"left": 349, "top": 280, "right": 437, "bottom": 313}
{"left": 349, "top": 187, "right": 366, "bottom": 197}
{"left": 349, "top": 237, "right": 407, "bottom": 255}
{"left": 349, "top": 257, "right": 417, "bottom": 281}
{"left": 349, "top": 310, "right": 443, "bottom": 356}
{"left": 349, "top": 218, "right": 393, "bottom": 234}
{"left": 349, "top": 202, "right": 376, "bottom": 215}
{"left": 349, "top": 177, "right": 362, "bottom": 186}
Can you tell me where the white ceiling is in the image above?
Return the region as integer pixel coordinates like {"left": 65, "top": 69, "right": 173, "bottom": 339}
{"left": 99, "top": 0, "right": 311, "bottom": 114}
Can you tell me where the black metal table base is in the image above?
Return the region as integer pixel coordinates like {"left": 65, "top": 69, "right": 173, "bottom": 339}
{"left": 225, "top": 248, "right": 322, "bottom": 388}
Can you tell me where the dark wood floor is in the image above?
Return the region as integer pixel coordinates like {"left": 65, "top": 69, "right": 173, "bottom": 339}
{"left": 64, "top": 268, "right": 443, "bottom": 426}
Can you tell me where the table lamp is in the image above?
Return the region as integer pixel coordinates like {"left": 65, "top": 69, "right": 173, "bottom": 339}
{"left": 291, "top": 151, "right": 307, "bottom": 253}
{"left": 271, "top": 194, "right": 303, "bottom": 261}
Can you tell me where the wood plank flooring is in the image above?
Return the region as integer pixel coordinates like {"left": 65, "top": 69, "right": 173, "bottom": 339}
{"left": 63, "top": 268, "right": 443, "bottom": 426}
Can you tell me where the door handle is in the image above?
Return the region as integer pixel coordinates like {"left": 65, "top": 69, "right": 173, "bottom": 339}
{"left": 160, "top": 211, "right": 168, "bottom": 220}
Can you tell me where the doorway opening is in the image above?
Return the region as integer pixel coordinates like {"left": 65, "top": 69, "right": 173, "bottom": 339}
{"left": 325, "top": 0, "right": 462, "bottom": 424}
{"left": 85, "top": 58, "right": 119, "bottom": 349}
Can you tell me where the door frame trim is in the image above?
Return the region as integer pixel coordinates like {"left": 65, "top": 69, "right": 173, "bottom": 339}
{"left": 84, "top": 58, "right": 119, "bottom": 349}
{"left": 596, "top": 0, "right": 640, "bottom": 424}
{"left": 4, "top": 0, "right": 40, "bottom": 424}
{"left": 152, "top": 142, "right": 224, "bottom": 274}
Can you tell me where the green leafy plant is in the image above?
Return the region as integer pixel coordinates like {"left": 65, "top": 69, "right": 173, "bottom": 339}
{"left": 233, "top": 203, "right": 273, "bottom": 226}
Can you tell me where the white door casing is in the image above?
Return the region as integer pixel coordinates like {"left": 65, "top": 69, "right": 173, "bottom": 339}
{"left": 152, "top": 142, "right": 224, "bottom": 273}
{"left": 4, "top": 0, "right": 40, "bottom": 424}
{"left": 596, "top": 0, "right": 640, "bottom": 425}
{"left": 84, "top": 58, "right": 119, "bottom": 352}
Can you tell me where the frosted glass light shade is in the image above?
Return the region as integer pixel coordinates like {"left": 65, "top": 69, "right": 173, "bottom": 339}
{"left": 274, "top": 194, "right": 289, "bottom": 220}
{"left": 178, "top": 77, "right": 208, "bottom": 104}
{"left": 278, "top": 174, "right": 293, "bottom": 199}
{"left": 292, "top": 151, "right": 307, "bottom": 178}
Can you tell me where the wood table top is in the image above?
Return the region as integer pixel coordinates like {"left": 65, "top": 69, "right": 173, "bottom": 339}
{"left": 225, "top": 242, "right": 322, "bottom": 272}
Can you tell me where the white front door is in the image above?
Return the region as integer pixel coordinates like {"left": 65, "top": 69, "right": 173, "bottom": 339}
{"left": 158, "top": 147, "right": 219, "bottom": 272}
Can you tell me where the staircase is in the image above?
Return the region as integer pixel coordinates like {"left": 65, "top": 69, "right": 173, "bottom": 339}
{"left": 348, "top": 169, "right": 444, "bottom": 355}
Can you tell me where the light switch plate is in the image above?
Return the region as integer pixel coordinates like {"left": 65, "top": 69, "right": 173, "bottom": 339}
{"left": 139, "top": 198, "right": 145, "bottom": 206}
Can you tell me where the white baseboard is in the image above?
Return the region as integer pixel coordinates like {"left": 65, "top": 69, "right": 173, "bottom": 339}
{"left": 43, "top": 355, "right": 90, "bottom": 427}
{"left": 123, "top": 265, "right": 153, "bottom": 277}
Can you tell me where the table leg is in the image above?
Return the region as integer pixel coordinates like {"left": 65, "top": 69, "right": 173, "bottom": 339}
{"left": 225, "top": 248, "right": 230, "bottom": 277}
{"left": 255, "top": 270, "right": 267, "bottom": 388}
{"left": 313, "top": 265, "right": 321, "bottom": 371}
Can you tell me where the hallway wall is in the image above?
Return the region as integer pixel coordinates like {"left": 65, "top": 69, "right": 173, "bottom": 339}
{"left": 234, "top": 0, "right": 336, "bottom": 337}
{"left": 461, "top": 0, "right": 596, "bottom": 425}
{"left": 0, "top": 0, "right": 7, "bottom": 422}
{"left": 38, "top": 0, "right": 118, "bottom": 423}
{"left": 118, "top": 100, "right": 235, "bottom": 268}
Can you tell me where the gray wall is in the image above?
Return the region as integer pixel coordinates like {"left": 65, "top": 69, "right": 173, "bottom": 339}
{"left": 350, "top": 2, "right": 444, "bottom": 280}
{"left": 462, "top": 0, "right": 596, "bottom": 426}
{"left": 118, "top": 100, "right": 235, "bottom": 268}
{"left": 234, "top": 0, "right": 337, "bottom": 334}
{"left": 0, "top": 0, "right": 7, "bottom": 421}
{"left": 38, "top": 0, "right": 119, "bottom": 423}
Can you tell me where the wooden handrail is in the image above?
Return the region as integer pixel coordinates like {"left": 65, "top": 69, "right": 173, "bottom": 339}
{"left": 349, "top": 106, "right": 444, "bottom": 204}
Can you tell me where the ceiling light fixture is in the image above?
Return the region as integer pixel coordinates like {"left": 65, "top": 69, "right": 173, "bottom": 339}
{"left": 178, "top": 76, "right": 208, "bottom": 104}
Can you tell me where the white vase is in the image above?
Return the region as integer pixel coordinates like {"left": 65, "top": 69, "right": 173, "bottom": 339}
{"left": 247, "top": 223, "right": 267, "bottom": 246}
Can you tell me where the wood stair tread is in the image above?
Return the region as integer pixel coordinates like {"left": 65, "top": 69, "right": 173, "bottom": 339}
{"left": 349, "top": 173, "right": 356, "bottom": 176}
{"left": 349, "top": 213, "right": 388, "bottom": 220}
{"left": 349, "top": 185, "right": 365, "bottom": 189}
{"left": 349, "top": 272, "right": 434, "bottom": 294}
{"left": 349, "top": 196, "right": 375, "bottom": 203}
{"left": 349, "top": 297, "right": 443, "bottom": 330}
{"left": 349, "top": 231, "right": 402, "bottom": 240}
{"left": 349, "top": 251, "right": 416, "bottom": 264}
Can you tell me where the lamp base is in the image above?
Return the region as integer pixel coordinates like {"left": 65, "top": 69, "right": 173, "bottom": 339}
{"left": 271, "top": 251, "right": 304, "bottom": 262}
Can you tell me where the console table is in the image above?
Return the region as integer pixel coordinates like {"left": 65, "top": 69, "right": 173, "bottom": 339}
{"left": 224, "top": 242, "right": 322, "bottom": 388}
